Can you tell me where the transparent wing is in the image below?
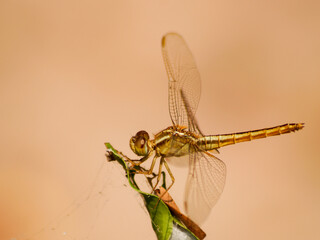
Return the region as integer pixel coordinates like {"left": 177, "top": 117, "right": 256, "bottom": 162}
{"left": 184, "top": 150, "right": 226, "bottom": 225}
{"left": 162, "top": 33, "right": 224, "bottom": 222}
{"left": 162, "top": 33, "right": 202, "bottom": 134}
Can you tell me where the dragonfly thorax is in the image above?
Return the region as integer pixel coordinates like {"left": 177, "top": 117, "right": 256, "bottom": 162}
{"left": 129, "top": 130, "right": 152, "bottom": 156}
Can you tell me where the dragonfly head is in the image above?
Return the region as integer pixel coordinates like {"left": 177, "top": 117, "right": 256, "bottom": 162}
{"left": 130, "top": 130, "right": 151, "bottom": 156}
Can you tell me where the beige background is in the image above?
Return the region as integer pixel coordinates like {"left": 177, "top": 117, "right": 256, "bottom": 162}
{"left": 1, "top": 0, "right": 319, "bottom": 239}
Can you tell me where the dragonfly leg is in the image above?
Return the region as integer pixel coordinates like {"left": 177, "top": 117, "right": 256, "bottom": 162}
{"left": 123, "top": 156, "right": 139, "bottom": 166}
{"left": 162, "top": 159, "right": 175, "bottom": 192}
{"left": 156, "top": 159, "right": 175, "bottom": 199}
{"left": 153, "top": 159, "right": 175, "bottom": 209}
{"left": 130, "top": 151, "right": 154, "bottom": 167}
{"left": 133, "top": 154, "right": 158, "bottom": 176}
{"left": 151, "top": 157, "right": 165, "bottom": 193}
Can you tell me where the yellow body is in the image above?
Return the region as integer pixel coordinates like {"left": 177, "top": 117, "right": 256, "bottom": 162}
{"left": 137, "top": 123, "right": 304, "bottom": 159}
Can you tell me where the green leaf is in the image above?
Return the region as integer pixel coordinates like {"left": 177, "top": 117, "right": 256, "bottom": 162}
{"left": 142, "top": 193, "right": 173, "bottom": 240}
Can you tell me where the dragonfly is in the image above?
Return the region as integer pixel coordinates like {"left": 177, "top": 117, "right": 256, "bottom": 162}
{"left": 129, "top": 32, "right": 304, "bottom": 225}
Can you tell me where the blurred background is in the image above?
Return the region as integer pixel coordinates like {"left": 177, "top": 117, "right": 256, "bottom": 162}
{"left": 0, "top": 0, "right": 319, "bottom": 239}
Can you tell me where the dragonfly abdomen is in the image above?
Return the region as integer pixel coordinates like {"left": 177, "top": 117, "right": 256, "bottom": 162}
{"left": 198, "top": 123, "right": 304, "bottom": 150}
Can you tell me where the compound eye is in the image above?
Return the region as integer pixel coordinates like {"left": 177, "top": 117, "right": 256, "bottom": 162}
{"left": 136, "top": 130, "right": 149, "bottom": 140}
{"left": 130, "top": 130, "right": 150, "bottom": 156}
{"left": 139, "top": 138, "right": 145, "bottom": 147}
